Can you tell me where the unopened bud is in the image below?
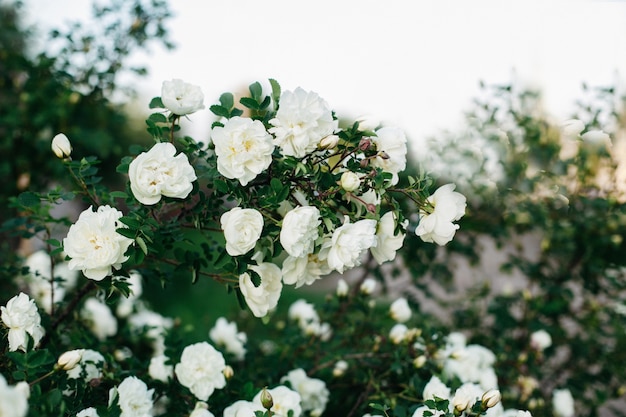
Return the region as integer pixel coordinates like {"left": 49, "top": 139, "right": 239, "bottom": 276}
{"left": 260, "top": 387, "right": 274, "bottom": 410}
{"left": 56, "top": 349, "right": 84, "bottom": 371}
{"left": 336, "top": 279, "right": 349, "bottom": 297}
{"left": 318, "top": 134, "right": 339, "bottom": 150}
{"left": 51, "top": 133, "right": 72, "bottom": 159}
{"left": 340, "top": 171, "right": 361, "bottom": 192}
{"left": 482, "top": 389, "right": 502, "bottom": 409}
{"left": 413, "top": 355, "right": 427, "bottom": 368}
{"left": 223, "top": 365, "right": 234, "bottom": 380}
{"left": 378, "top": 151, "right": 390, "bottom": 160}
{"left": 332, "top": 360, "right": 348, "bottom": 377}
{"left": 358, "top": 138, "right": 372, "bottom": 150}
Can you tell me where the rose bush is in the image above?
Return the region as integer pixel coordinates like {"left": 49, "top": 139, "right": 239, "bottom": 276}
{"left": 1, "top": 66, "right": 623, "bottom": 417}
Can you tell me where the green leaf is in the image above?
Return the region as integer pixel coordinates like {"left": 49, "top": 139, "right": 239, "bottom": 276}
{"left": 149, "top": 96, "right": 164, "bottom": 109}
{"left": 240, "top": 97, "right": 259, "bottom": 110}
{"left": 148, "top": 113, "right": 168, "bottom": 123}
{"left": 18, "top": 191, "right": 40, "bottom": 207}
{"left": 110, "top": 191, "right": 128, "bottom": 199}
{"left": 136, "top": 236, "right": 148, "bottom": 255}
{"left": 119, "top": 217, "right": 141, "bottom": 229}
{"left": 249, "top": 81, "right": 263, "bottom": 100}
{"left": 219, "top": 92, "right": 234, "bottom": 109}
{"left": 116, "top": 227, "right": 136, "bottom": 239}
{"left": 46, "top": 239, "right": 61, "bottom": 247}
{"left": 269, "top": 78, "right": 281, "bottom": 105}
{"left": 210, "top": 105, "right": 230, "bottom": 118}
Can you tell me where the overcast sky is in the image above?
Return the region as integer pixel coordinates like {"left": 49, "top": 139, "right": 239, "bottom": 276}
{"left": 24, "top": 0, "right": 626, "bottom": 148}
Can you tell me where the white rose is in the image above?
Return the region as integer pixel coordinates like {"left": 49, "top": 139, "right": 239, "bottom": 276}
{"left": 281, "top": 369, "right": 329, "bottom": 416}
{"left": 318, "top": 218, "right": 377, "bottom": 273}
{"left": 63, "top": 205, "right": 134, "bottom": 281}
{"left": 371, "top": 126, "right": 407, "bottom": 185}
{"left": 422, "top": 375, "right": 451, "bottom": 401}
{"left": 212, "top": 116, "right": 275, "bottom": 186}
{"left": 336, "top": 279, "right": 349, "bottom": 297}
{"left": 24, "top": 250, "right": 77, "bottom": 314}
{"left": 389, "top": 297, "right": 412, "bottom": 323}
{"left": 452, "top": 382, "right": 483, "bottom": 412}
{"left": 239, "top": 263, "right": 283, "bottom": 318}
{"left": 51, "top": 133, "right": 72, "bottom": 159}
{"left": 371, "top": 211, "right": 406, "bottom": 264}
{"left": 340, "top": 171, "right": 361, "bottom": 192}
{"left": 223, "top": 400, "right": 261, "bottom": 417}
{"left": 360, "top": 278, "right": 377, "bottom": 295}
{"left": 253, "top": 385, "right": 302, "bottom": 417}
{"left": 110, "top": 376, "right": 154, "bottom": 417}
{"left": 288, "top": 299, "right": 319, "bottom": 328}
{"left": 67, "top": 349, "right": 105, "bottom": 381}
{"left": 389, "top": 323, "right": 408, "bottom": 344}
{"left": 174, "top": 342, "right": 227, "bottom": 401}
{"left": 552, "top": 388, "right": 575, "bottom": 417}
{"left": 0, "top": 374, "right": 29, "bottom": 417}
{"left": 411, "top": 406, "right": 445, "bottom": 417}
{"left": 269, "top": 87, "right": 338, "bottom": 158}
{"left": 221, "top": 207, "right": 264, "bottom": 256}
{"left": 148, "top": 354, "right": 173, "bottom": 382}
{"left": 1, "top": 292, "right": 45, "bottom": 352}
{"left": 416, "top": 183, "right": 467, "bottom": 246}
{"left": 128, "top": 310, "right": 173, "bottom": 355}
{"left": 282, "top": 254, "right": 331, "bottom": 288}
{"left": 81, "top": 298, "right": 117, "bottom": 341}
{"left": 560, "top": 119, "right": 585, "bottom": 137}
{"left": 530, "top": 329, "right": 552, "bottom": 351}
{"left": 581, "top": 129, "right": 611, "bottom": 147}
{"left": 209, "top": 317, "right": 247, "bottom": 361}
{"left": 76, "top": 408, "right": 100, "bottom": 417}
{"left": 280, "top": 206, "right": 321, "bottom": 258}
{"left": 129, "top": 142, "right": 197, "bottom": 205}
{"left": 161, "top": 78, "right": 205, "bottom": 115}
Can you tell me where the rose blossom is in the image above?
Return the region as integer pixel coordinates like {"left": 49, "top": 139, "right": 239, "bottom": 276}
{"left": 81, "top": 298, "right": 117, "bottom": 341}
{"left": 223, "top": 400, "right": 261, "bottom": 417}
{"left": 253, "top": 385, "right": 302, "bottom": 417}
{"left": 281, "top": 368, "right": 329, "bottom": 416}
{"left": 129, "top": 142, "right": 196, "bottom": 205}
{"left": 415, "top": 183, "right": 467, "bottom": 246}
{"left": 209, "top": 317, "right": 247, "bottom": 361}
{"left": 389, "top": 297, "right": 412, "bottom": 323}
{"left": 76, "top": 408, "right": 99, "bottom": 417}
{"left": 340, "top": 171, "right": 361, "bottom": 192}
{"left": 239, "top": 262, "right": 283, "bottom": 318}
{"left": 370, "top": 126, "right": 408, "bottom": 185}
{"left": 530, "top": 329, "right": 552, "bottom": 351}
{"left": 161, "top": 78, "right": 205, "bottom": 115}
{"left": 148, "top": 354, "right": 173, "bottom": 382}
{"left": 174, "top": 342, "right": 227, "bottom": 401}
{"left": 220, "top": 207, "right": 264, "bottom": 256}
{"left": 280, "top": 206, "right": 321, "bottom": 258}
{"left": 552, "top": 388, "right": 575, "bottom": 417}
{"left": 422, "top": 375, "right": 451, "bottom": 401}
{"left": 452, "top": 382, "right": 483, "bottom": 412}
{"left": 269, "top": 87, "right": 338, "bottom": 158}
{"left": 0, "top": 374, "right": 29, "bottom": 417}
{"left": 63, "top": 205, "right": 134, "bottom": 281}
{"left": 109, "top": 376, "right": 154, "bottom": 417}
{"left": 24, "top": 250, "right": 78, "bottom": 313}
{"left": 282, "top": 254, "right": 331, "bottom": 288}
{"left": 66, "top": 349, "right": 105, "bottom": 381}
{"left": 371, "top": 211, "right": 406, "bottom": 264}
{"left": 1, "top": 292, "right": 45, "bottom": 352}
{"left": 212, "top": 116, "right": 275, "bottom": 186}
{"left": 56, "top": 349, "right": 84, "bottom": 371}
{"left": 318, "top": 218, "right": 377, "bottom": 273}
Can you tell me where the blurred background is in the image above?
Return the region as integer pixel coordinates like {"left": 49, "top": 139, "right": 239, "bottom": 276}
{"left": 20, "top": 0, "right": 626, "bottom": 148}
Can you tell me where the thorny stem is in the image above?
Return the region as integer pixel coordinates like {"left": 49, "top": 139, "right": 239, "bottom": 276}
{"left": 45, "top": 228, "right": 55, "bottom": 317}
{"left": 65, "top": 161, "right": 99, "bottom": 207}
